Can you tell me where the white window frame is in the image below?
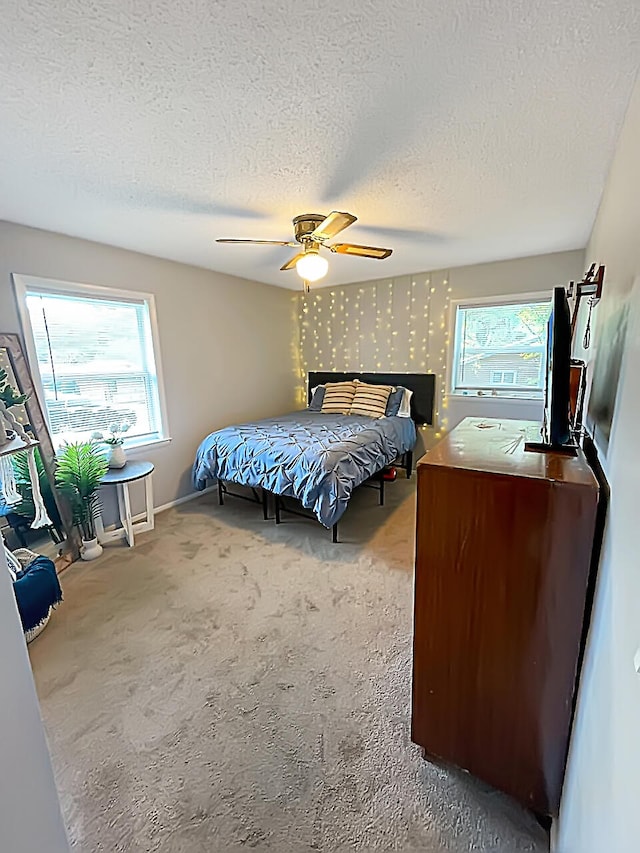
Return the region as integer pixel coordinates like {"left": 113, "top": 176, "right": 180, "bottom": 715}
{"left": 12, "top": 274, "right": 171, "bottom": 453}
{"left": 448, "top": 291, "right": 551, "bottom": 402}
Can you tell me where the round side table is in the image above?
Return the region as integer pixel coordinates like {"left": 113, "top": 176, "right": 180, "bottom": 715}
{"left": 96, "top": 460, "right": 155, "bottom": 548}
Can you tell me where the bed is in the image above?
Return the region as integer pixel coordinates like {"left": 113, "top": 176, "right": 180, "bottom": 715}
{"left": 193, "top": 372, "right": 435, "bottom": 540}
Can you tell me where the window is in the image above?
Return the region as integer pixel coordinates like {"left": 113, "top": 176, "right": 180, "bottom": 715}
{"left": 490, "top": 370, "right": 516, "bottom": 385}
{"left": 14, "top": 276, "right": 168, "bottom": 449}
{"left": 451, "top": 295, "right": 551, "bottom": 398}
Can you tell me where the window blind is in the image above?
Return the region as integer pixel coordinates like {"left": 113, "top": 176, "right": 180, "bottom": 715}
{"left": 452, "top": 299, "right": 551, "bottom": 397}
{"left": 24, "top": 289, "right": 164, "bottom": 446}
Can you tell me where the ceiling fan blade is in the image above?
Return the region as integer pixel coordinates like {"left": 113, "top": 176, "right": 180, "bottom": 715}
{"left": 311, "top": 211, "right": 357, "bottom": 241}
{"left": 330, "top": 243, "right": 393, "bottom": 259}
{"left": 280, "top": 252, "right": 306, "bottom": 271}
{"left": 216, "top": 239, "right": 297, "bottom": 246}
{"left": 356, "top": 224, "right": 447, "bottom": 242}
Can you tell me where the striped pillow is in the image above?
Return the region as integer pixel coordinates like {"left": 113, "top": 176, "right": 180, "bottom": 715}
{"left": 349, "top": 381, "right": 394, "bottom": 418}
{"left": 320, "top": 381, "right": 357, "bottom": 415}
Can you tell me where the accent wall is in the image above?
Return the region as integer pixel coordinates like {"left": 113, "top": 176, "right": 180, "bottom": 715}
{"left": 297, "top": 249, "right": 584, "bottom": 457}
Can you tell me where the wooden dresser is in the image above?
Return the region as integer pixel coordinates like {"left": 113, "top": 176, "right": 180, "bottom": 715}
{"left": 412, "top": 417, "right": 598, "bottom": 816}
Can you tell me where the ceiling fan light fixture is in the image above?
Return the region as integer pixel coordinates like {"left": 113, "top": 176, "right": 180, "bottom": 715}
{"left": 216, "top": 210, "right": 393, "bottom": 284}
{"left": 296, "top": 250, "right": 328, "bottom": 282}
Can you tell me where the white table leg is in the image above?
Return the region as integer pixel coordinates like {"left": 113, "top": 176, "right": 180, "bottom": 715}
{"left": 95, "top": 510, "right": 106, "bottom": 543}
{"left": 117, "top": 483, "right": 134, "bottom": 547}
{"left": 122, "top": 482, "right": 134, "bottom": 547}
{"left": 144, "top": 472, "right": 154, "bottom": 531}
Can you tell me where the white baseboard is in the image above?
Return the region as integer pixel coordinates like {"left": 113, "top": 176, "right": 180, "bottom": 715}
{"left": 130, "top": 486, "right": 217, "bottom": 525}
{"left": 154, "top": 485, "right": 218, "bottom": 515}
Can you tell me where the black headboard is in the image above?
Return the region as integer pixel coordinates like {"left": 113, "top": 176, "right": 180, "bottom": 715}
{"left": 308, "top": 372, "right": 435, "bottom": 426}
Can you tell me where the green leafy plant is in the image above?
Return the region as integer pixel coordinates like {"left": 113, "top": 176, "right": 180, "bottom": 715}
{"left": 0, "top": 365, "right": 29, "bottom": 409}
{"left": 55, "top": 442, "right": 108, "bottom": 541}
{"left": 91, "top": 421, "right": 131, "bottom": 446}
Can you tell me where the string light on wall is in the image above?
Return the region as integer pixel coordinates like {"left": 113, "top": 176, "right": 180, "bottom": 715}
{"left": 373, "top": 283, "right": 380, "bottom": 368}
{"left": 353, "top": 289, "right": 361, "bottom": 371}
{"left": 359, "top": 287, "right": 364, "bottom": 372}
{"left": 407, "top": 279, "right": 418, "bottom": 366}
{"left": 299, "top": 292, "right": 310, "bottom": 402}
{"left": 422, "top": 275, "right": 430, "bottom": 370}
{"left": 296, "top": 270, "right": 453, "bottom": 443}
{"left": 330, "top": 293, "right": 336, "bottom": 366}
{"left": 354, "top": 287, "right": 364, "bottom": 371}
{"left": 316, "top": 293, "right": 323, "bottom": 367}
{"left": 433, "top": 276, "right": 452, "bottom": 439}
{"left": 387, "top": 281, "right": 395, "bottom": 368}
{"left": 298, "top": 297, "right": 306, "bottom": 400}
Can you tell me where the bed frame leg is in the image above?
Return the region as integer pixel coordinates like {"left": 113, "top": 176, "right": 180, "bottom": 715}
{"left": 262, "top": 489, "right": 269, "bottom": 520}
{"left": 380, "top": 475, "right": 385, "bottom": 506}
{"left": 275, "top": 495, "right": 281, "bottom": 524}
{"left": 406, "top": 450, "right": 413, "bottom": 479}
{"left": 218, "top": 479, "right": 224, "bottom": 505}
{"left": 332, "top": 522, "right": 338, "bottom": 543}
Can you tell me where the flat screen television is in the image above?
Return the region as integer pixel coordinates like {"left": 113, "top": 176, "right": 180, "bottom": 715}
{"left": 545, "top": 286, "right": 572, "bottom": 447}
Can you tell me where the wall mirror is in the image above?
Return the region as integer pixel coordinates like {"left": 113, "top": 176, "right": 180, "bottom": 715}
{"left": 0, "top": 333, "right": 77, "bottom": 563}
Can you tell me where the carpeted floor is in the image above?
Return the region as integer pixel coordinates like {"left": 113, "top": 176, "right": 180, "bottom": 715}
{"left": 29, "top": 480, "right": 548, "bottom": 852}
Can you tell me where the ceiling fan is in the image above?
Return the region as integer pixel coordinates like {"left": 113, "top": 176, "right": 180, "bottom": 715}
{"left": 216, "top": 212, "right": 392, "bottom": 290}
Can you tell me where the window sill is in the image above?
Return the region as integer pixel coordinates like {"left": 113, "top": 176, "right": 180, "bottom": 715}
{"left": 448, "top": 394, "right": 543, "bottom": 405}
{"left": 125, "top": 436, "right": 173, "bottom": 455}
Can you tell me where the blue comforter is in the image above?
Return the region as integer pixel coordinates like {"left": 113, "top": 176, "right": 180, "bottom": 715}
{"left": 193, "top": 411, "right": 417, "bottom": 528}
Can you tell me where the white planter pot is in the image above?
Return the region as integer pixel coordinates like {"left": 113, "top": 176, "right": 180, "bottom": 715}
{"left": 81, "top": 537, "right": 103, "bottom": 561}
{"left": 107, "top": 444, "right": 127, "bottom": 469}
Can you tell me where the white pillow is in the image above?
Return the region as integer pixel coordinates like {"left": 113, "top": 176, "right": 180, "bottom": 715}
{"left": 397, "top": 388, "right": 413, "bottom": 418}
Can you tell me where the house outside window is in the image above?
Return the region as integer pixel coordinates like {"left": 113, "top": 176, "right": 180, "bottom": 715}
{"left": 13, "top": 275, "right": 169, "bottom": 449}
{"left": 490, "top": 369, "right": 516, "bottom": 385}
{"left": 451, "top": 294, "right": 551, "bottom": 399}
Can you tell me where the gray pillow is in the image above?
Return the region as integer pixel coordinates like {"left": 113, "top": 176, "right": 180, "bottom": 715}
{"left": 386, "top": 387, "right": 406, "bottom": 417}
{"left": 308, "top": 386, "right": 326, "bottom": 411}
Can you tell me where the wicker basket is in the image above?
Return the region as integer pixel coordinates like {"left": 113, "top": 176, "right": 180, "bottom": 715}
{"left": 13, "top": 548, "right": 52, "bottom": 644}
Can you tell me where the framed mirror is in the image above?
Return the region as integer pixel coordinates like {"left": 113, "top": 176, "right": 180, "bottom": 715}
{"left": 0, "top": 333, "right": 78, "bottom": 563}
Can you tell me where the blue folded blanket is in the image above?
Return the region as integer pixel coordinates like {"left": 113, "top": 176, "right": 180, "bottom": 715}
{"left": 13, "top": 556, "right": 63, "bottom": 632}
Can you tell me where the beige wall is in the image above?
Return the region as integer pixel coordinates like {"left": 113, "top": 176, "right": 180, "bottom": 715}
{"left": 554, "top": 75, "right": 640, "bottom": 853}
{"left": 0, "top": 221, "right": 297, "bottom": 510}
{"left": 0, "top": 221, "right": 586, "bottom": 513}
{"left": 0, "top": 548, "right": 69, "bottom": 850}
{"left": 298, "top": 249, "right": 584, "bottom": 459}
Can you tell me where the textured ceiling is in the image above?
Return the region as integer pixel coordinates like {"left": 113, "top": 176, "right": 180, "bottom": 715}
{"left": 1, "top": 1, "right": 639, "bottom": 289}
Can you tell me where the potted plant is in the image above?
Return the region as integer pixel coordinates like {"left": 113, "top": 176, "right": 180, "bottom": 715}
{"left": 92, "top": 422, "right": 131, "bottom": 469}
{"left": 55, "top": 441, "right": 108, "bottom": 560}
